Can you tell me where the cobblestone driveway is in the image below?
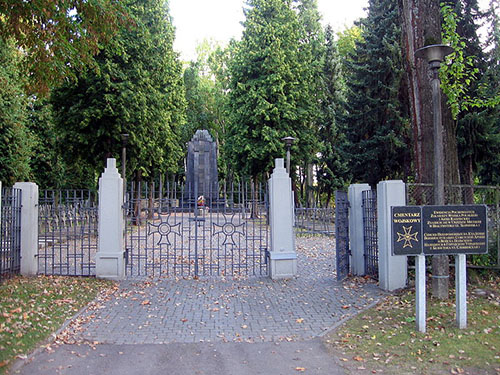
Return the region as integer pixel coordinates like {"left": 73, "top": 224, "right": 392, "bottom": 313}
{"left": 76, "top": 236, "right": 383, "bottom": 344}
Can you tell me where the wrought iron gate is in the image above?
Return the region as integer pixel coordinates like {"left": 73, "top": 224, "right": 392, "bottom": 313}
{"left": 38, "top": 190, "right": 98, "bottom": 276}
{"left": 0, "top": 187, "right": 22, "bottom": 280}
{"left": 124, "top": 181, "right": 269, "bottom": 277}
{"left": 362, "top": 190, "right": 378, "bottom": 279}
{"left": 335, "top": 190, "right": 350, "bottom": 281}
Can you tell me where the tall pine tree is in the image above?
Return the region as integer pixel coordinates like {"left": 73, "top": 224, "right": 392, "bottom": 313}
{"left": 344, "top": 0, "right": 410, "bottom": 186}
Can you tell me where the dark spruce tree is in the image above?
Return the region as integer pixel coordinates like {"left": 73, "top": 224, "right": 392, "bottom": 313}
{"left": 344, "top": 0, "right": 410, "bottom": 186}
{"left": 316, "top": 25, "right": 350, "bottom": 206}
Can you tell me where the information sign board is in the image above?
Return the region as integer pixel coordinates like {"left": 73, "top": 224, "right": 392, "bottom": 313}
{"left": 422, "top": 205, "right": 488, "bottom": 255}
{"left": 392, "top": 205, "right": 487, "bottom": 256}
{"left": 392, "top": 206, "right": 423, "bottom": 255}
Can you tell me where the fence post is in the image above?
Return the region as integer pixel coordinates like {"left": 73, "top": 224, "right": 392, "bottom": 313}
{"left": 268, "top": 158, "right": 297, "bottom": 279}
{"left": 13, "top": 182, "right": 39, "bottom": 276}
{"left": 377, "top": 180, "right": 407, "bottom": 291}
{"left": 348, "top": 183, "right": 371, "bottom": 276}
{"left": 96, "top": 158, "right": 125, "bottom": 280}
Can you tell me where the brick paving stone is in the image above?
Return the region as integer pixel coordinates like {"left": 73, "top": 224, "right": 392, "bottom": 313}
{"left": 74, "top": 235, "right": 383, "bottom": 345}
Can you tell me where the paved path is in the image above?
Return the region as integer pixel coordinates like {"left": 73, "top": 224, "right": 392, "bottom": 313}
{"left": 14, "top": 236, "right": 384, "bottom": 374}
{"left": 15, "top": 340, "right": 347, "bottom": 375}
{"left": 78, "top": 236, "right": 381, "bottom": 344}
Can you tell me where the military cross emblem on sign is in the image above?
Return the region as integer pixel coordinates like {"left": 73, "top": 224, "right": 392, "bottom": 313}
{"left": 396, "top": 226, "right": 419, "bottom": 248}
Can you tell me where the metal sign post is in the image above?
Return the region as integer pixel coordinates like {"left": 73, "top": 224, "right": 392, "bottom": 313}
{"left": 392, "top": 205, "right": 488, "bottom": 333}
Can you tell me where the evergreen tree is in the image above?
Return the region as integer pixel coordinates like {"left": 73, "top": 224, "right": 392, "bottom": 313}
{"left": 0, "top": 37, "right": 32, "bottom": 184}
{"left": 477, "top": 0, "right": 500, "bottom": 184}
{"left": 344, "top": 0, "right": 410, "bottom": 186}
{"left": 51, "top": 0, "right": 186, "bottom": 188}
{"left": 183, "top": 40, "right": 232, "bottom": 178}
{"left": 27, "top": 99, "right": 67, "bottom": 188}
{"left": 439, "top": 1, "right": 500, "bottom": 187}
{"left": 226, "top": 0, "right": 314, "bottom": 181}
{"left": 316, "top": 25, "right": 349, "bottom": 206}
{"left": 183, "top": 60, "right": 216, "bottom": 142}
{"left": 294, "top": 0, "right": 324, "bottom": 206}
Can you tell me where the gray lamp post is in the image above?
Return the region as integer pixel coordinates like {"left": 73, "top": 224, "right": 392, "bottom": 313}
{"left": 415, "top": 44, "right": 453, "bottom": 301}
{"left": 414, "top": 44, "right": 453, "bottom": 206}
{"left": 121, "top": 134, "right": 129, "bottom": 196}
{"left": 282, "top": 136, "right": 295, "bottom": 175}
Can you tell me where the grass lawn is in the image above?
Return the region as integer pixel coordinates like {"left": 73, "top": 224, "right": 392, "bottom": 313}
{"left": 0, "top": 275, "right": 113, "bottom": 374}
{"left": 325, "top": 272, "right": 500, "bottom": 375}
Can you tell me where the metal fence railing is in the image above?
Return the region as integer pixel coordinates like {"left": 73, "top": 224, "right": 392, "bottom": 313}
{"left": 0, "top": 187, "right": 22, "bottom": 281}
{"left": 38, "top": 190, "right": 98, "bottom": 276}
{"left": 406, "top": 183, "right": 500, "bottom": 268}
{"left": 294, "top": 207, "right": 335, "bottom": 236}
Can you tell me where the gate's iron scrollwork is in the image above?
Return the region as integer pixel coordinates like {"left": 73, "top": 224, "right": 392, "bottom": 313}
{"left": 124, "top": 181, "right": 269, "bottom": 278}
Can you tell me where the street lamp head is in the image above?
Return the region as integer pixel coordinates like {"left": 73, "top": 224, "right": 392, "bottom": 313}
{"left": 415, "top": 44, "right": 454, "bottom": 64}
{"left": 121, "top": 133, "right": 129, "bottom": 146}
{"left": 281, "top": 136, "right": 295, "bottom": 148}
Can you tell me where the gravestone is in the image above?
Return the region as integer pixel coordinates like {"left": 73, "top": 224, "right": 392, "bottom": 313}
{"left": 185, "top": 130, "right": 219, "bottom": 203}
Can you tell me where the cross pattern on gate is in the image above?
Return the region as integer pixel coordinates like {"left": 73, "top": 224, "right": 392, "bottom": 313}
{"left": 147, "top": 214, "right": 181, "bottom": 246}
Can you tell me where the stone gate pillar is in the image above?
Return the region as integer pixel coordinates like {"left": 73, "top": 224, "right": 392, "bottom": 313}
{"left": 14, "top": 182, "right": 39, "bottom": 275}
{"left": 96, "top": 158, "right": 125, "bottom": 280}
{"left": 268, "top": 158, "right": 296, "bottom": 279}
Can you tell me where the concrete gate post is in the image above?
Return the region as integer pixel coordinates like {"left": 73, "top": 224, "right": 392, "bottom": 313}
{"left": 268, "top": 158, "right": 297, "bottom": 279}
{"left": 377, "top": 180, "right": 407, "bottom": 291}
{"left": 348, "top": 183, "right": 371, "bottom": 276}
{"left": 96, "top": 158, "right": 125, "bottom": 280}
{"left": 14, "top": 182, "right": 39, "bottom": 275}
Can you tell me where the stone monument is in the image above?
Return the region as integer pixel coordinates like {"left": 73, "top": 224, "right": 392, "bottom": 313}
{"left": 185, "top": 130, "right": 219, "bottom": 204}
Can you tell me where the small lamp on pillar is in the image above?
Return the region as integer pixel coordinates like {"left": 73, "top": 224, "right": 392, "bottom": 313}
{"left": 281, "top": 136, "right": 295, "bottom": 175}
{"left": 121, "top": 133, "right": 129, "bottom": 196}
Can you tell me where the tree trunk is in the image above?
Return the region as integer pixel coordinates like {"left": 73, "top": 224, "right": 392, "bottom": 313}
{"left": 307, "top": 163, "right": 314, "bottom": 208}
{"left": 148, "top": 180, "right": 154, "bottom": 220}
{"left": 133, "top": 170, "right": 142, "bottom": 226}
{"left": 399, "top": 0, "right": 461, "bottom": 300}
